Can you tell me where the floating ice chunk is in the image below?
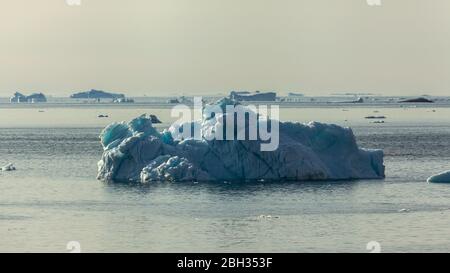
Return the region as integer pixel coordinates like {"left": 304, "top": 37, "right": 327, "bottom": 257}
{"left": 427, "top": 170, "right": 450, "bottom": 183}
{"left": 1, "top": 163, "right": 16, "bottom": 171}
{"left": 97, "top": 98, "right": 385, "bottom": 182}
{"left": 258, "top": 215, "right": 280, "bottom": 220}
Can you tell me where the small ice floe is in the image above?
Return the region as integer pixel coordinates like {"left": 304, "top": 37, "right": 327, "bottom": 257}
{"left": 365, "top": 116, "right": 386, "bottom": 119}
{"left": 427, "top": 170, "right": 450, "bottom": 183}
{"left": 1, "top": 163, "right": 16, "bottom": 172}
{"left": 333, "top": 97, "right": 364, "bottom": 104}
{"left": 258, "top": 215, "right": 280, "bottom": 220}
{"left": 350, "top": 97, "right": 364, "bottom": 103}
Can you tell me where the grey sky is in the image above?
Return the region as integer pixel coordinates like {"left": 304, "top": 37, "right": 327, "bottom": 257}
{"left": 1, "top": 0, "right": 449, "bottom": 97}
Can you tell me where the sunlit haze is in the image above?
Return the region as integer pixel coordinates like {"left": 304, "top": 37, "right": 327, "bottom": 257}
{"left": 1, "top": 0, "right": 450, "bottom": 97}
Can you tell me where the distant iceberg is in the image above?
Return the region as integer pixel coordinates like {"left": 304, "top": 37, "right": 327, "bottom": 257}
{"left": 427, "top": 171, "right": 450, "bottom": 183}
{"left": 97, "top": 99, "right": 385, "bottom": 183}
{"left": 399, "top": 97, "right": 434, "bottom": 103}
{"left": 288, "top": 93, "right": 304, "bottom": 97}
{"left": 230, "top": 91, "right": 277, "bottom": 102}
{"left": 10, "top": 92, "right": 27, "bottom": 103}
{"left": 331, "top": 97, "right": 364, "bottom": 104}
{"left": 70, "top": 89, "right": 125, "bottom": 99}
{"left": 1, "top": 163, "right": 16, "bottom": 172}
{"left": 10, "top": 92, "right": 47, "bottom": 103}
{"left": 27, "top": 93, "right": 47, "bottom": 103}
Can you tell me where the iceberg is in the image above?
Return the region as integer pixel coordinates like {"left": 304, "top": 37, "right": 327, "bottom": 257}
{"left": 97, "top": 99, "right": 385, "bottom": 183}
{"left": 10, "top": 92, "right": 27, "bottom": 103}
{"left": 427, "top": 171, "right": 450, "bottom": 183}
{"left": 230, "top": 91, "right": 277, "bottom": 102}
{"left": 399, "top": 97, "right": 434, "bottom": 103}
{"left": 70, "top": 89, "right": 125, "bottom": 99}
{"left": 1, "top": 163, "right": 16, "bottom": 172}
{"left": 10, "top": 92, "right": 47, "bottom": 103}
{"left": 26, "top": 93, "right": 47, "bottom": 103}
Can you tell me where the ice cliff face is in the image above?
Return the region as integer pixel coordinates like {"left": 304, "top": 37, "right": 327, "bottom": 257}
{"left": 97, "top": 100, "right": 385, "bottom": 183}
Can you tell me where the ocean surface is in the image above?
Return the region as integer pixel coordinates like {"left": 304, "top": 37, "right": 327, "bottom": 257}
{"left": 1, "top": 105, "right": 450, "bottom": 253}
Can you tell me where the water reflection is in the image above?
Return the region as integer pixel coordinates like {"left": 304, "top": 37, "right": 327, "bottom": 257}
{"left": 102, "top": 179, "right": 361, "bottom": 197}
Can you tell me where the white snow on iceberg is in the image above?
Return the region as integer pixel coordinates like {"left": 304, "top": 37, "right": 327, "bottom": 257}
{"left": 427, "top": 170, "right": 450, "bottom": 183}
{"left": 97, "top": 99, "right": 385, "bottom": 182}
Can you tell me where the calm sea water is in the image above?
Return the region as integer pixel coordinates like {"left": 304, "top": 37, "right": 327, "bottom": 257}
{"left": 1, "top": 107, "right": 450, "bottom": 252}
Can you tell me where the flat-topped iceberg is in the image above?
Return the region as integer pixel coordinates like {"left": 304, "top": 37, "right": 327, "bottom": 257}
{"left": 427, "top": 171, "right": 450, "bottom": 183}
{"left": 97, "top": 99, "right": 385, "bottom": 182}
{"left": 70, "top": 89, "right": 125, "bottom": 99}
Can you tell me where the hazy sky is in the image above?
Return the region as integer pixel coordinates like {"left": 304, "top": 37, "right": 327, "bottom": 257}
{"left": 1, "top": 0, "right": 449, "bottom": 97}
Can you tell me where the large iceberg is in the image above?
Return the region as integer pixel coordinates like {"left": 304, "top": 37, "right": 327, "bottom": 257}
{"left": 427, "top": 171, "right": 450, "bottom": 183}
{"left": 97, "top": 99, "right": 385, "bottom": 183}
